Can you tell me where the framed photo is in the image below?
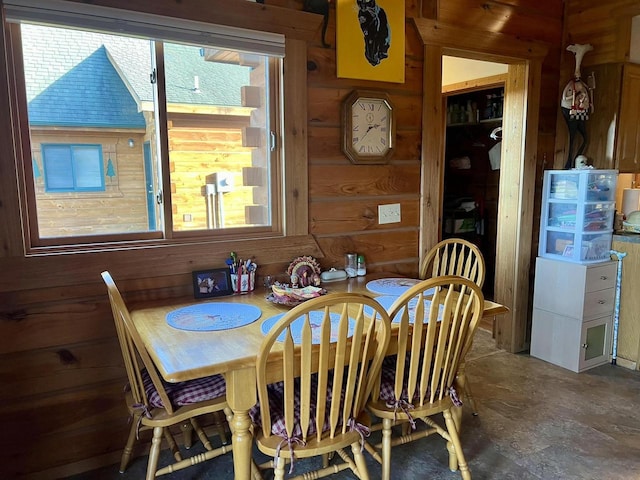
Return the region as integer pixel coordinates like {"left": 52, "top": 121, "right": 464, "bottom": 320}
{"left": 192, "top": 268, "right": 233, "bottom": 299}
{"left": 562, "top": 245, "right": 575, "bottom": 257}
{"left": 336, "top": 0, "right": 405, "bottom": 83}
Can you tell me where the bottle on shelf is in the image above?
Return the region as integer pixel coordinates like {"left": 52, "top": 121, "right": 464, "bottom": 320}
{"left": 356, "top": 255, "right": 367, "bottom": 276}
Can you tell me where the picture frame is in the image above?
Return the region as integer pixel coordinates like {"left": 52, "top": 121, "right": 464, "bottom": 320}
{"left": 192, "top": 268, "right": 233, "bottom": 299}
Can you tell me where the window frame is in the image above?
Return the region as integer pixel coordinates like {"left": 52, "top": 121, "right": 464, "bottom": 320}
{"left": 6, "top": 14, "right": 306, "bottom": 252}
{"left": 41, "top": 143, "right": 105, "bottom": 193}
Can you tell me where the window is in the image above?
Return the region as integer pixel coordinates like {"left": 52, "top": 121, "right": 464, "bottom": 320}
{"left": 6, "top": 7, "right": 285, "bottom": 247}
{"left": 42, "top": 144, "right": 104, "bottom": 192}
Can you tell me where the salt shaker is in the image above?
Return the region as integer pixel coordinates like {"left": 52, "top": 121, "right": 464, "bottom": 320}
{"left": 356, "top": 255, "right": 366, "bottom": 276}
{"left": 345, "top": 253, "right": 357, "bottom": 278}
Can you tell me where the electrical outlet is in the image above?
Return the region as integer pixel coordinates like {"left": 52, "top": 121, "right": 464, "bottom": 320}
{"left": 378, "top": 203, "right": 401, "bottom": 224}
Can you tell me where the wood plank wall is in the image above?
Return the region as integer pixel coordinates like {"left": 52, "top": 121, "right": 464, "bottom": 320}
{"left": 0, "top": 0, "right": 565, "bottom": 477}
{"left": 306, "top": 1, "right": 424, "bottom": 274}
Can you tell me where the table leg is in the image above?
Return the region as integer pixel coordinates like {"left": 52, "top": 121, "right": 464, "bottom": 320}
{"left": 225, "top": 367, "right": 257, "bottom": 480}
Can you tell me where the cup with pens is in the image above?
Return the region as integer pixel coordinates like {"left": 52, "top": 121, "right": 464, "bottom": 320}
{"left": 227, "top": 252, "right": 257, "bottom": 294}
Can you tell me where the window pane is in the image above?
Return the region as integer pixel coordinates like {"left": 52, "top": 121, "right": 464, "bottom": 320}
{"left": 73, "top": 145, "right": 104, "bottom": 189}
{"left": 163, "top": 42, "right": 274, "bottom": 231}
{"left": 17, "top": 21, "right": 281, "bottom": 243}
{"left": 21, "top": 24, "right": 159, "bottom": 238}
{"left": 42, "top": 145, "right": 73, "bottom": 191}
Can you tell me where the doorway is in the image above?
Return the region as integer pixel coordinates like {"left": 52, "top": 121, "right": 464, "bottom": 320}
{"left": 441, "top": 62, "right": 507, "bottom": 301}
{"left": 413, "top": 18, "right": 548, "bottom": 353}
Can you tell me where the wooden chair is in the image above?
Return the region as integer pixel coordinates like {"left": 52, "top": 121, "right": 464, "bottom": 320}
{"left": 365, "top": 276, "right": 484, "bottom": 480}
{"left": 419, "top": 238, "right": 485, "bottom": 288}
{"left": 101, "top": 271, "right": 232, "bottom": 480}
{"left": 252, "top": 293, "right": 391, "bottom": 480}
{"left": 419, "top": 238, "right": 486, "bottom": 414}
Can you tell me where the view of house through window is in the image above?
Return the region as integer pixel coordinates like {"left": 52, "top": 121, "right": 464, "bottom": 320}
{"left": 19, "top": 23, "right": 279, "bottom": 242}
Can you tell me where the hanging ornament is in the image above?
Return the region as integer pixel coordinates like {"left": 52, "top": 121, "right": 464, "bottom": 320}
{"left": 560, "top": 43, "right": 594, "bottom": 169}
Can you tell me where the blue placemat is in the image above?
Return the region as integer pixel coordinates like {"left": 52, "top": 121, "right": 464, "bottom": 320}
{"left": 364, "top": 295, "right": 443, "bottom": 324}
{"left": 261, "top": 311, "right": 355, "bottom": 344}
{"left": 365, "top": 277, "right": 423, "bottom": 296}
{"left": 166, "top": 302, "right": 262, "bottom": 331}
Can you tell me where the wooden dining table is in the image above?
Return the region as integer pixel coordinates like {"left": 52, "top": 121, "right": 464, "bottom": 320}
{"left": 130, "top": 274, "right": 509, "bottom": 480}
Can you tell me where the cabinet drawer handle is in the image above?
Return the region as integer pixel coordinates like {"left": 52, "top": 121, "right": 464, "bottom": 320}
{"left": 597, "top": 300, "right": 606, "bottom": 304}
{"left": 600, "top": 276, "right": 608, "bottom": 280}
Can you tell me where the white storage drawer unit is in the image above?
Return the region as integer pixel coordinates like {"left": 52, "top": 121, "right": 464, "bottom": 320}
{"left": 538, "top": 169, "right": 617, "bottom": 263}
{"left": 531, "top": 257, "right": 616, "bottom": 372}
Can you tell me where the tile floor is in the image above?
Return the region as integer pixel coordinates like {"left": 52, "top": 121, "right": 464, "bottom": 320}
{"left": 67, "top": 329, "right": 640, "bottom": 480}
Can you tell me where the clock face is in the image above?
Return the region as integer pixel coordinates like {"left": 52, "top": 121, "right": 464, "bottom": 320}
{"left": 351, "top": 98, "right": 392, "bottom": 155}
{"left": 342, "top": 90, "right": 395, "bottom": 164}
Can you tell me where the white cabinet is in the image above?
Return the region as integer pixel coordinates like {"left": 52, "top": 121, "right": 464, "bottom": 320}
{"left": 538, "top": 169, "right": 617, "bottom": 263}
{"left": 531, "top": 257, "right": 616, "bottom": 372}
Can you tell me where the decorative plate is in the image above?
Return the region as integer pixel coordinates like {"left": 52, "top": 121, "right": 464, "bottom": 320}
{"left": 261, "top": 311, "right": 355, "bottom": 344}
{"left": 267, "top": 284, "right": 327, "bottom": 306}
{"left": 265, "top": 293, "right": 307, "bottom": 307}
{"left": 363, "top": 295, "right": 441, "bottom": 324}
{"left": 287, "top": 255, "right": 322, "bottom": 287}
{"left": 166, "top": 302, "right": 262, "bottom": 331}
{"left": 365, "top": 277, "right": 423, "bottom": 296}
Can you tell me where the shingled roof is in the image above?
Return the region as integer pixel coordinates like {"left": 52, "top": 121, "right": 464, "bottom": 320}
{"left": 28, "top": 46, "right": 145, "bottom": 128}
{"left": 22, "top": 24, "right": 250, "bottom": 128}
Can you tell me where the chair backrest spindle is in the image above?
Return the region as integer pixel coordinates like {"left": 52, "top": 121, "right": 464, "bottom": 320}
{"left": 384, "top": 276, "right": 484, "bottom": 408}
{"left": 256, "top": 293, "right": 391, "bottom": 445}
{"left": 420, "top": 238, "right": 486, "bottom": 289}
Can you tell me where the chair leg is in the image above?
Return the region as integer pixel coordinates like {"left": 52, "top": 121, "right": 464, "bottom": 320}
{"left": 251, "top": 458, "right": 264, "bottom": 480}
{"left": 119, "top": 419, "right": 138, "bottom": 473}
{"left": 146, "top": 426, "right": 164, "bottom": 480}
{"left": 464, "top": 379, "right": 479, "bottom": 416}
{"left": 351, "top": 442, "right": 371, "bottom": 480}
{"left": 447, "top": 403, "right": 464, "bottom": 472}
{"left": 163, "top": 428, "right": 182, "bottom": 462}
{"left": 180, "top": 421, "right": 194, "bottom": 449}
{"left": 381, "top": 417, "right": 393, "bottom": 480}
{"left": 273, "top": 456, "right": 286, "bottom": 480}
{"left": 457, "top": 364, "right": 479, "bottom": 416}
{"left": 191, "top": 417, "right": 213, "bottom": 451}
{"left": 443, "top": 409, "right": 471, "bottom": 480}
{"left": 211, "top": 410, "right": 230, "bottom": 445}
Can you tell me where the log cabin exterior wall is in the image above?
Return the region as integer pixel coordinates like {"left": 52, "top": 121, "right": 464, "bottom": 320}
{"left": 30, "top": 130, "right": 150, "bottom": 237}
{"left": 29, "top": 122, "right": 257, "bottom": 236}
{"left": 0, "top": 0, "right": 568, "bottom": 477}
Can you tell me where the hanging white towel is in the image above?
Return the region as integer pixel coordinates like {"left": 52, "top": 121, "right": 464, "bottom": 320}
{"left": 488, "top": 141, "right": 501, "bottom": 170}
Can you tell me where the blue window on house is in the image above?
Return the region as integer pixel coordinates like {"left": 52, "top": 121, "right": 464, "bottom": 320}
{"left": 42, "top": 144, "right": 104, "bottom": 192}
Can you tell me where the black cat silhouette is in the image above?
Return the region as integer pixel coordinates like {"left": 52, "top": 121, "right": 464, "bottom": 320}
{"left": 357, "top": 0, "right": 390, "bottom": 66}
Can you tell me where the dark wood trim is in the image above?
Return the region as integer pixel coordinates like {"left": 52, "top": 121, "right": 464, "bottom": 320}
{"left": 62, "top": 0, "right": 325, "bottom": 42}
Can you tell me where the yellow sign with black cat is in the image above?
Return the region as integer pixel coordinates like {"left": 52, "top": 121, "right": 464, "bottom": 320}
{"left": 336, "top": 0, "right": 405, "bottom": 84}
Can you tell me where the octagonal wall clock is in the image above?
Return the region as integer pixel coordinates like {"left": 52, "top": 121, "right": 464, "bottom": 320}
{"left": 341, "top": 90, "right": 396, "bottom": 165}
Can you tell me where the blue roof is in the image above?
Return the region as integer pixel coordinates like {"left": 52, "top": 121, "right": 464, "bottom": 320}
{"left": 28, "top": 46, "right": 145, "bottom": 128}
{"left": 21, "top": 24, "right": 252, "bottom": 129}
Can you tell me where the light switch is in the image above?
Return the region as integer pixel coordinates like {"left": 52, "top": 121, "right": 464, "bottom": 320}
{"left": 378, "top": 203, "right": 401, "bottom": 224}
